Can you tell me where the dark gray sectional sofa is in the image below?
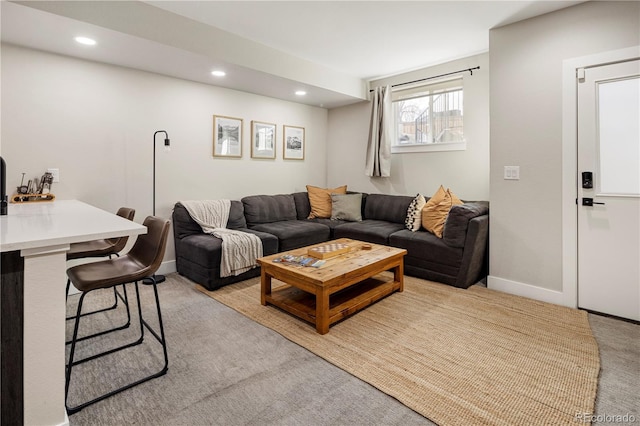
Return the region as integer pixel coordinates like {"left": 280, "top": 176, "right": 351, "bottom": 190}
{"left": 172, "top": 191, "right": 489, "bottom": 291}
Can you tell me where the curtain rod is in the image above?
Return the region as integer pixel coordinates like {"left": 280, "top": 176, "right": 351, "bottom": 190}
{"left": 370, "top": 66, "right": 480, "bottom": 92}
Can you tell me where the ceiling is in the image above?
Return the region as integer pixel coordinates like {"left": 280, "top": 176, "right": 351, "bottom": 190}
{"left": 1, "top": 1, "right": 583, "bottom": 108}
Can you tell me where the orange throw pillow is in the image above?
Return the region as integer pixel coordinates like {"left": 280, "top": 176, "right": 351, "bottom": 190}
{"left": 307, "top": 185, "right": 347, "bottom": 219}
{"left": 422, "top": 185, "right": 463, "bottom": 238}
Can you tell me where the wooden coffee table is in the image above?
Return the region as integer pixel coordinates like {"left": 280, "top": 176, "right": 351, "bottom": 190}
{"left": 257, "top": 238, "right": 407, "bottom": 334}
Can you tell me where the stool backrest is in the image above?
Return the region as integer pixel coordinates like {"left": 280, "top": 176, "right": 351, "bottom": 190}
{"left": 107, "top": 207, "right": 136, "bottom": 249}
{"left": 128, "top": 216, "right": 171, "bottom": 277}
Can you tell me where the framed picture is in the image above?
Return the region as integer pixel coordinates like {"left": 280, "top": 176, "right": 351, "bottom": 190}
{"left": 251, "top": 121, "right": 276, "bottom": 159}
{"left": 213, "top": 115, "right": 243, "bottom": 158}
{"left": 283, "top": 125, "right": 305, "bottom": 160}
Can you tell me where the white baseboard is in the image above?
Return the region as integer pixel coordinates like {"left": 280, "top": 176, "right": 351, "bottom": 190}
{"left": 487, "top": 275, "right": 567, "bottom": 307}
{"left": 157, "top": 260, "right": 177, "bottom": 276}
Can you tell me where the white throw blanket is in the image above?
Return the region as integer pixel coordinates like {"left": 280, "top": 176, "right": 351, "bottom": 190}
{"left": 179, "top": 200, "right": 263, "bottom": 277}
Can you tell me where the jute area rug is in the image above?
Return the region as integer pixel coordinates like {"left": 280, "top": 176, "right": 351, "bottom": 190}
{"left": 197, "top": 275, "right": 600, "bottom": 426}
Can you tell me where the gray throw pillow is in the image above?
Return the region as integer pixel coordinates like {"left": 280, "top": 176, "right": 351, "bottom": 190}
{"left": 331, "top": 193, "right": 363, "bottom": 221}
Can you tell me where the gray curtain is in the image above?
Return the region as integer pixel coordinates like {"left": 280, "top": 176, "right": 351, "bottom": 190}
{"left": 365, "top": 85, "right": 392, "bottom": 177}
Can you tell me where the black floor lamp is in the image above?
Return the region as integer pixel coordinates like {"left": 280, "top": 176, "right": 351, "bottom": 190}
{"left": 145, "top": 130, "right": 171, "bottom": 285}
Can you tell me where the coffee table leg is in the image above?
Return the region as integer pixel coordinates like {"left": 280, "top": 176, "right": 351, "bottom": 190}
{"left": 316, "top": 289, "right": 330, "bottom": 334}
{"left": 261, "top": 269, "right": 272, "bottom": 306}
{"left": 395, "top": 260, "right": 404, "bottom": 292}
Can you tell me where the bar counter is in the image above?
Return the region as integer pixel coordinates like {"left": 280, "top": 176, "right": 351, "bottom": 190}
{"left": 1, "top": 200, "right": 146, "bottom": 425}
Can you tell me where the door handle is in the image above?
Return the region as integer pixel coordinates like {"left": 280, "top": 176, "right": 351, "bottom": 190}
{"left": 582, "top": 198, "right": 605, "bottom": 206}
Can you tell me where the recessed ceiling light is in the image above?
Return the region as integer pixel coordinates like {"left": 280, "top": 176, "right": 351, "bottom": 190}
{"left": 295, "top": 90, "right": 307, "bottom": 96}
{"left": 211, "top": 70, "right": 226, "bottom": 77}
{"left": 74, "top": 36, "right": 96, "bottom": 46}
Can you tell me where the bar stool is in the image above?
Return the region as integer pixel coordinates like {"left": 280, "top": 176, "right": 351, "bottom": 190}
{"left": 65, "top": 216, "right": 170, "bottom": 415}
{"left": 66, "top": 207, "right": 135, "bottom": 317}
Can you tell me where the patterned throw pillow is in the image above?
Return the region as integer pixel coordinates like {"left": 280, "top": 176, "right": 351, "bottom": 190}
{"left": 405, "top": 194, "right": 426, "bottom": 231}
{"left": 422, "top": 185, "right": 463, "bottom": 238}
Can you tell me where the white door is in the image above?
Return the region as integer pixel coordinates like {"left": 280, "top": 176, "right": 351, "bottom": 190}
{"left": 577, "top": 59, "right": 640, "bottom": 321}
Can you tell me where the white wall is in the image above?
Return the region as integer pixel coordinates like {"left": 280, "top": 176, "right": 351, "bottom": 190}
{"left": 1, "top": 44, "right": 329, "bottom": 270}
{"left": 488, "top": 1, "right": 640, "bottom": 301}
{"left": 327, "top": 53, "right": 489, "bottom": 201}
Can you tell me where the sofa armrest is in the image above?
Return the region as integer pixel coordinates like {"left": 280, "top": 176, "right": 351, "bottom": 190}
{"left": 173, "top": 202, "right": 203, "bottom": 239}
{"left": 443, "top": 202, "right": 489, "bottom": 248}
{"left": 454, "top": 215, "right": 489, "bottom": 288}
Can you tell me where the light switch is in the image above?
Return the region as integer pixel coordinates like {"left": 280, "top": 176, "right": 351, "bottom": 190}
{"left": 504, "top": 166, "right": 520, "bottom": 180}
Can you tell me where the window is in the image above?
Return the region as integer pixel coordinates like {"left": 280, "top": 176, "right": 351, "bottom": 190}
{"left": 391, "top": 78, "right": 465, "bottom": 153}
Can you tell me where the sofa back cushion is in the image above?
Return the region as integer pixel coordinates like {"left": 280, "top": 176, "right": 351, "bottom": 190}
{"left": 292, "top": 192, "right": 312, "bottom": 220}
{"left": 442, "top": 202, "right": 489, "bottom": 248}
{"left": 173, "top": 200, "right": 247, "bottom": 237}
{"left": 364, "top": 194, "right": 414, "bottom": 224}
{"left": 227, "top": 200, "right": 248, "bottom": 230}
{"left": 242, "top": 194, "right": 297, "bottom": 225}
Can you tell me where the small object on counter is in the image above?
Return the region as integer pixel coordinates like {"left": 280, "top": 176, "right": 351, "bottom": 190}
{"left": 362, "top": 244, "right": 372, "bottom": 250}
{"left": 10, "top": 193, "right": 55, "bottom": 203}
{"left": 17, "top": 172, "right": 28, "bottom": 194}
{"left": 37, "top": 172, "right": 53, "bottom": 194}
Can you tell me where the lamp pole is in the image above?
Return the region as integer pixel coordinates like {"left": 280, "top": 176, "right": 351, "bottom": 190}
{"left": 153, "top": 130, "right": 170, "bottom": 216}
{"left": 147, "top": 130, "right": 171, "bottom": 285}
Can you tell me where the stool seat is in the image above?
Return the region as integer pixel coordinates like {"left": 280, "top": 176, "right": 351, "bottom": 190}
{"left": 65, "top": 207, "right": 136, "bottom": 322}
{"left": 67, "top": 257, "right": 150, "bottom": 292}
{"left": 66, "top": 239, "right": 118, "bottom": 260}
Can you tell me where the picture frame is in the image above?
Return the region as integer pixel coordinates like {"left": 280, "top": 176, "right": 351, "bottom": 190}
{"left": 283, "top": 125, "right": 305, "bottom": 160}
{"left": 213, "top": 115, "right": 243, "bottom": 158}
{"left": 251, "top": 121, "right": 277, "bottom": 159}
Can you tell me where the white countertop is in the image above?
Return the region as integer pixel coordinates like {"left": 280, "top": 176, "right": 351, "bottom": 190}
{"left": 0, "top": 199, "right": 147, "bottom": 252}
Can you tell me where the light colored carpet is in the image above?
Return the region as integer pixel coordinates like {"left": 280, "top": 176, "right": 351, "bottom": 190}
{"left": 67, "top": 275, "right": 431, "bottom": 425}
{"left": 198, "top": 275, "right": 600, "bottom": 426}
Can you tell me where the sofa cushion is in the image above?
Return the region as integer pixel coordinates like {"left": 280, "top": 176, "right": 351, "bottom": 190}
{"left": 389, "top": 229, "right": 463, "bottom": 269}
{"left": 292, "top": 192, "right": 312, "bottom": 220}
{"left": 422, "top": 186, "right": 463, "bottom": 238}
{"left": 443, "top": 202, "right": 490, "bottom": 248}
{"left": 331, "top": 193, "right": 362, "bottom": 221}
{"left": 227, "top": 200, "right": 248, "bottom": 230}
{"left": 306, "top": 218, "right": 349, "bottom": 239}
{"left": 333, "top": 219, "right": 405, "bottom": 245}
{"left": 242, "top": 194, "right": 297, "bottom": 225}
{"left": 175, "top": 228, "right": 278, "bottom": 290}
{"left": 363, "top": 194, "right": 414, "bottom": 224}
{"left": 176, "top": 229, "right": 278, "bottom": 269}
{"left": 250, "top": 220, "right": 330, "bottom": 251}
{"left": 405, "top": 194, "right": 426, "bottom": 231}
{"left": 306, "top": 185, "right": 347, "bottom": 219}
